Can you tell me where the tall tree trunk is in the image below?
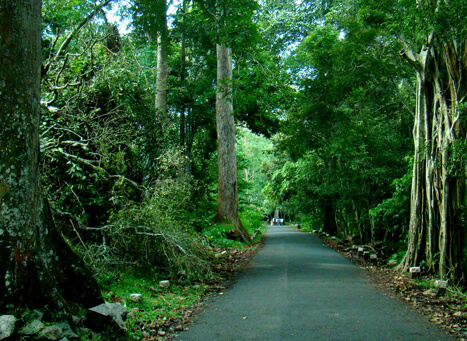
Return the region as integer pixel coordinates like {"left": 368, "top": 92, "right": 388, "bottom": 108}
{"left": 179, "top": 0, "right": 187, "bottom": 164}
{"left": 0, "top": 0, "right": 102, "bottom": 310}
{"left": 323, "top": 196, "right": 337, "bottom": 236}
{"left": 352, "top": 200, "right": 364, "bottom": 242}
{"left": 215, "top": 44, "right": 250, "bottom": 242}
{"left": 398, "top": 37, "right": 467, "bottom": 280}
{"left": 180, "top": 37, "right": 186, "bottom": 148}
{"left": 367, "top": 199, "right": 376, "bottom": 245}
{"left": 155, "top": 1, "right": 168, "bottom": 113}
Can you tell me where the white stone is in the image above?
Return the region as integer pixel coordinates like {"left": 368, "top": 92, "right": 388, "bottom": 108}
{"left": 435, "top": 280, "right": 448, "bottom": 289}
{"left": 215, "top": 251, "right": 227, "bottom": 259}
{"left": 159, "top": 280, "right": 170, "bottom": 288}
{"left": 130, "top": 294, "right": 142, "bottom": 302}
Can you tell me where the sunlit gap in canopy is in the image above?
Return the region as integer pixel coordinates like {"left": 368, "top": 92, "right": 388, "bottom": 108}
{"left": 104, "top": 0, "right": 131, "bottom": 34}
{"left": 105, "top": 0, "right": 182, "bottom": 35}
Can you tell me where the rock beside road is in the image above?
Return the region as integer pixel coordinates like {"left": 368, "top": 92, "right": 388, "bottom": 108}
{"left": 2, "top": 302, "right": 128, "bottom": 340}
{"left": 86, "top": 302, "right": 127, "bottom": 333}
{"left": 0, "top": 315, "right": 16, "bottom": 340}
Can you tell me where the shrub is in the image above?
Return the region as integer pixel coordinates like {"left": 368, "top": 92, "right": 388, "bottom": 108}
{"left": 83, "top": 173, "right": 214, "bottom": 282}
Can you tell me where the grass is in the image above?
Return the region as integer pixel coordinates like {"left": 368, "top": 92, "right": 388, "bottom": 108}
{"left": 203, "top": 222, "right": 245, "bottom": 248}
{"left": 202, "top": 208, "right": 266, "bottom": 248}
{"left": 99, "top": 269, "right": 207, "bottom": 339}
{"left": 412, "top": 278, "right": 436, "bottom": 289}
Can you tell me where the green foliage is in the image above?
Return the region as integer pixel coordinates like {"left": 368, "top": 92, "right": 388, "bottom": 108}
{"left": 203, "top": 208, "right": 265, "bottom": 248}
{"left": 236, "top": 127, "right": 275, "bottom": 209}
{"left": 193, "top": 0, "right": 260, "bottom": 51}
{"left": 447, "top": 139, "right": 467, "bottom": 178}
{"left": 240, "top": 208, "right": 266, "bottom": 241}
{"left": 130, "top": 0, "right": 169, "bottom": 40}
{"left": 38, "top": 0, "right": 467, "bottom": 300}
{"left": 340, "top": 0, "right": 467, "bottom": 52}
{"left": 388, "top": 250, "right": 406, "bottom": 266}
{"left": 103, "top": 173, "right": 214, "bottom": 282}
{"left": 370, "top": 160, "right": 412, "bottom": 238}
{"left": 233, "top": 51, "right": 288, "bottom": 138}
{"left": 203, "top": 222, "right": 245, "bottom": 248}
{"left": 43, "top": 0, "right": 96, "bottom": 30}
{"left": 263, "top": 8, "right": 414, "bottom": 240}
{"left": 257, "top": 0, "right": 333, "bottom": 56}
{"left": 294, "top": 215, "right": 323, "bottom": 232}
{"left": 100, "top": 270, "right": 207, "bottom": 339}
{"left": 40, "top": 28, "right": 161, "bottom": 231}
{"left": 41, "top": 0, "right": 265, "bottom": 290}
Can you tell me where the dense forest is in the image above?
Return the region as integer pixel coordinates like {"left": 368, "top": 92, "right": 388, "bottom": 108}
{"left": 1, "top": 0, "right": 467, "bottom": 338}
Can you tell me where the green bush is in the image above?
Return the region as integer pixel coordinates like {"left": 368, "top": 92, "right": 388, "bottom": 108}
{"left": 203, "top": 207, "right": 266, "bottom": 248}
{"left": 296, "top": 214, "right": 322, "bottom": 232}
{"left": 81, "top": 172, "right": 214, "bottom": 283}
{"left": 99, "top": 270, "right": 207, "bottom": 340}
{"left": 203, "top": 222, "right": 245, "bottom": 248}
{"left": 240, "top": 208, "right": 265, "bottom": 236}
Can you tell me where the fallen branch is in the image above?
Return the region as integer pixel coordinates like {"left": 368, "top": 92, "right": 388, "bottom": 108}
{"left": 50, "top": 148, "right": 142, "bottom": 189}
{"left": 43, "top": 0, "right": 115, "bottom": 76}
{"left": 135, "top": 227, "right": 188, "bottom": 255}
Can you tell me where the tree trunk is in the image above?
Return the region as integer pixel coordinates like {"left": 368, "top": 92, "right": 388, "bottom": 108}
{"left": 215, "top": 44, "right": 250, "bottom": 242}
{"left": 323, "top": 196, "right": 337, "bottom": 236}
{"left": 180, "top": 0, "right": 187, "bottom": 150}
{"left": 0, "top": 0, "right": 102, "bottom": 310}
{"left": 179, "top": 3, "right": 190, "bottom": 173}
{"left": 398, "top": 37, "right": 467, "bottom": 280}
{"left": 352, "top": 200, "right": 364, "bottom": 242}
{"left": 155, "top": 1, "right": 168, "bottom": 113}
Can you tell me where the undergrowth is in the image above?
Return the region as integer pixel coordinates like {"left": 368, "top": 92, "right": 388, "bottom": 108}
{"left": 203, "top": 208, "right": 266, "bottom": 248}
{"left": 99, "top": 270, "right": 207, "bottom": 339}
{"left": 91, "top": 206, "right": 265, "bottom": 339}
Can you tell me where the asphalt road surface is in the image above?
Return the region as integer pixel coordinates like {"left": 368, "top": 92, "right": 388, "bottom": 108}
{"left": 176, "top": 226, "right": 453, "bottom": 341}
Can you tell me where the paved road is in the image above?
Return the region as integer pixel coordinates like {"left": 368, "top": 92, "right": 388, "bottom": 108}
{"left": 176, "top": 226, "right": 452, "bottom": 341}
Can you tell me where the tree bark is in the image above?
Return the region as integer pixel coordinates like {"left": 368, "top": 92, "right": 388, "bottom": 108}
{"left": 155, "top": 1, "right": 169, "bottom": 113}
{"left": 397, "top": 35, "right": 467, "bottom": 280}
{"left": 215, "top": 44, "right": 250, "bottom": 242}
{"left": 0, "top": 0, "right": 102, "bottom": 310}
{"left": 179, "top": 0, "right": 187, "bottom": 149}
